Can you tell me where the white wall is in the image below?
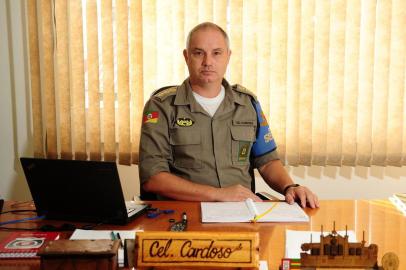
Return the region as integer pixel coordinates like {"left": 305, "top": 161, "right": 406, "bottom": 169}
{"left": 1, "top": 0, "right": 405, "bottom": 201}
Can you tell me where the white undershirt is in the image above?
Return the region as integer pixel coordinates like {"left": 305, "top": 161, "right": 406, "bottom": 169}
{"left": 192, "top": 86, "right": 225, "bottom": 117}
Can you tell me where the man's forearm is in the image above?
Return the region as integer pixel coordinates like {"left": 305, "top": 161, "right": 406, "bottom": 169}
{"left": 258, "top": 159, "right": 294, "bottom": 195}
{"left": 143, "top": 172, "right": 219, "bottom": 201}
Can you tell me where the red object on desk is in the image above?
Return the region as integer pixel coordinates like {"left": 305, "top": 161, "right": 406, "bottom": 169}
{"left": 0, "top": 232, "right": 59, "bottom": 259}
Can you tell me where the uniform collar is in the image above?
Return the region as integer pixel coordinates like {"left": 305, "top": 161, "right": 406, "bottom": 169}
{"left": 174, "top": 78, "right": 248, "bottom": 107}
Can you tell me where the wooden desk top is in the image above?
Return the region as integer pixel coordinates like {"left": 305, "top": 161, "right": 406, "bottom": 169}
{"left": 0, "top": 200, "right": 405, "bottom": 270}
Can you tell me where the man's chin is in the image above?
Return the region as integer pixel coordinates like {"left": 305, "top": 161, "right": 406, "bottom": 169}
{"left": 198, "top": 76, "right": 220, "bottom": 84}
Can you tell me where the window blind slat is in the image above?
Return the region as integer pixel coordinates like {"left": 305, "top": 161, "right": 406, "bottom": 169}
{"left": 142, "top": 0, "right": 157, "bottom": 97}
{"left": 357, "top": 0, "right": 376, "bottom": 166}
{"left": 371, "top": 0, "right": 391, "bottom": 166}
{"left": 130, "top": 0, "right": 143, "bottom": 164}
{"left": 69, "top": 0, "right": 86, "bottom": 160}
{"left": 256, "top": 0, "right": 272, "bottom": 118}
{"left": 198, "top": 0, "right": 213, "bottom": 22}
{"left": 116, "top": 0, "right": 131, "bottom": 165}
{"left": 86, "top": 0, "right": 101, "bottom": 161}
{"left": 298, "top": 0, "right": 315, "bottom": 166}
{"left": 172, "top": 0, "right": 186, "bottom": 83}
{"left": 101, "top": 0, "right": 116, "bottom": 161}
{"left": 286, "top": 0, "right": 301, "bottom": 166}
{"left": 55, "top": 0, "right": 72, "bottom": 160}
{"left": 213, "top": 0, "right": 227, "bottom": 31}
{"left": 184, "top": 0, "right": 198, "bottom": 46}
{"left": 39, "top": 0, "right": 57, "bottom": 158}
{"left": 156, "top": 0, "right": 173, "bottom": 86}
{"left": 27, "top": 0, "right": 44, "bottom": 158}
{"left": 242, "top": 0, "right": 257, "bottom": 94}
{"left": 311, "top": 0, "right": 330, "bottom": 166}
{"left": 326, "top": 0, "right": 346, "bottom": 166}
{"left": 270, "top": 0, "right": 288, "bottom": 162}
{"left": 229, "top": 0, "right": 243, "bottom": 84}
{"left": 342, "top": 0, "right": 361, "bottom": 166}
{"left": 387, "top": 0, "right": 406, "bottom": 166}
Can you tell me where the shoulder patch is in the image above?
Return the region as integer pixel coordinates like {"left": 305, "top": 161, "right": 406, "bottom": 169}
{"left": 152, "top": 86, "right": 178, "bottom": 101}
{"left": 232, "top": 84, "right": 257, "bottom": 101}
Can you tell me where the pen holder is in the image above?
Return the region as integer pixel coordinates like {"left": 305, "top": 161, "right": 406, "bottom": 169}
{"left": 38, "top": 239, "right": 120, "bottom": 270}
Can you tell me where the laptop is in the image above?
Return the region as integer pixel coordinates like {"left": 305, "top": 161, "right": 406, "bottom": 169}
{"left": 20, "top": 157, "right": 148, "bottom": 225}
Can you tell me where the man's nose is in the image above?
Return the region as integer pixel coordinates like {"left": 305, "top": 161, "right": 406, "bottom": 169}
{"left": 202, "top": 54, "right": 213, "bottom": 66}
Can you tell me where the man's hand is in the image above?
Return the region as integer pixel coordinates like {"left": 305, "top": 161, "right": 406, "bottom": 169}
{"left": 285, "top": 185, "right": 319, "bottom": 208}
{"left": 213, "top": 184, "right": 262, "bottom": 202}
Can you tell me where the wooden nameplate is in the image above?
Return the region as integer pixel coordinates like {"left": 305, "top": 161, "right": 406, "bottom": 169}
{"left": 135, "top": 231, "right": 259, "bottom": 269}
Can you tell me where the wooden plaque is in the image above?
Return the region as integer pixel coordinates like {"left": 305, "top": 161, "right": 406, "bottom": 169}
{"left": 135, "top": 231, "right": 259, "bottom": 269}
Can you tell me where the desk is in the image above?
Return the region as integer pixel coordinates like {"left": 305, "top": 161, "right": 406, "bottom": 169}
{"left": 0, "top": 200, "right": 405, "bottom": 270}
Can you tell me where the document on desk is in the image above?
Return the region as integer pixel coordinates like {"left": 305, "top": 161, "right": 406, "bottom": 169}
{"left": 201, "top": 200, "right": 309, "bottom": 223}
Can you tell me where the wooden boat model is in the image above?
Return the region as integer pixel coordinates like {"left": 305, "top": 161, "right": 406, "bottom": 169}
{"left": 300, "top": 224, "right": 378, "bottom": 268}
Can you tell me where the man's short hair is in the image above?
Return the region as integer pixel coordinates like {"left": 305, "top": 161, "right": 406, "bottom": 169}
{"left": 186, "top": 22, "right": 230, "bottom": 50}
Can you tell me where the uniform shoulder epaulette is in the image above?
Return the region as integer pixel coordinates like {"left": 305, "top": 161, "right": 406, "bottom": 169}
{"left": 232, "top": 84, "right": 258, "bottom": 101}
{"left": 152, "top": 86, "right": 178, "bottom": 101}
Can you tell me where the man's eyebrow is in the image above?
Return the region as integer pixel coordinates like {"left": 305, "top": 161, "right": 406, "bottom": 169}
{"left": 191, "top": 47, "right": 224, "bottom": 52}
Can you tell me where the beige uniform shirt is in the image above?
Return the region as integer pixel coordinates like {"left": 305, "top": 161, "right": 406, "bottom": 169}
{"left": 139, "top": 78, "right": 279, "bottom": 194}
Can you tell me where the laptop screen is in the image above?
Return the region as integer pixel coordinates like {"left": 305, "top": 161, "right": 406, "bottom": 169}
{"left": 20, "top": 158, "right": 135, "bottom": 224}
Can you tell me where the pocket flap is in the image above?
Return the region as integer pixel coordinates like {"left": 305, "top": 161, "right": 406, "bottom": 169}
{"left": 231, "top": 126, "right": 255, "bottom": 142}
{"left": 169, "top": 129, "right": 201, "bottom": 145}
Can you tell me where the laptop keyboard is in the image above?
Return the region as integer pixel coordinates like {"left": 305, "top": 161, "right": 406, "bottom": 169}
{"left": 125, "top": 201, "right": 147, "bottom": 217}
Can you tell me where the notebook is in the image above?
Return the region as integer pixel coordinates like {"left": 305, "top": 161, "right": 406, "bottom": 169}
{"left": 20, "top": 157, "right": 148, "bottom": 225}
{"left": 201, "top": 199, "right": 309, "bottom": 223}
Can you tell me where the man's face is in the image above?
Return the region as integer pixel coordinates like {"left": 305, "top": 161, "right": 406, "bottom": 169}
{"left": 183, "top": 28, "right": 231, "bottom": 86}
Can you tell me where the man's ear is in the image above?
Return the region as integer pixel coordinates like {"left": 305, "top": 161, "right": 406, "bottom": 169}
{"left": 227, "top": 49, "right": 232, "bottom": 64}
{"left": 183, "top": 49, "right": 188, "bottom": 62}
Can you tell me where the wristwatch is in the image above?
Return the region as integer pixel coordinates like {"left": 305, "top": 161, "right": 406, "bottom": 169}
{"left": 283, "top": 184, "right": 300, "bottom": 195}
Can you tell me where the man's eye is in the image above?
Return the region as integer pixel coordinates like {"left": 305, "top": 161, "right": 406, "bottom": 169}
{"left": 193, "top": 51, "right": 203, "bottom": 56}
{"left": 214, "top": 51, "right": 222, "bottom": 55}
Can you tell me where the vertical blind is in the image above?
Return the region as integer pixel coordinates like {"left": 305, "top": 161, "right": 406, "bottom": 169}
{"left": 27, "top": 0, "right": 405, "bottom": 166}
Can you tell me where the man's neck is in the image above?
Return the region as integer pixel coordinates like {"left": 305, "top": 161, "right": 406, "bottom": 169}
{"left": 189, "top": 80, "right": 223, "bottom": 98}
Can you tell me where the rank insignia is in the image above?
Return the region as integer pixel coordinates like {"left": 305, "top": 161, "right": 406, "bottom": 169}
{"left": 176, "top": 118, "right": 194, "bottom": 127}
{"left": 238, "top": 141, "right": 250, "bottom": 162}
{"left": 143, "top": 111, "right": 159, "bottom": 123}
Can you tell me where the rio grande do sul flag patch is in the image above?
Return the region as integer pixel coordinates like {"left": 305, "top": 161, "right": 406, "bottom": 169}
{"left": 143, "top": 111, "right": 159, "bottom": 123}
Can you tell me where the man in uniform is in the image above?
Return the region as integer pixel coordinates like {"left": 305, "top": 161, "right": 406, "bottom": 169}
{"left": 139, "top": 22, "right": 319, "bottom": 208}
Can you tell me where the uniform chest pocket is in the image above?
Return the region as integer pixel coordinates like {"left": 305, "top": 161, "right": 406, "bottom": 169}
{"left": 230, "top": 125, "right": 256, "bottom": 165}
{"left": 169, "top": 128, "right": 202, "bottom": 168}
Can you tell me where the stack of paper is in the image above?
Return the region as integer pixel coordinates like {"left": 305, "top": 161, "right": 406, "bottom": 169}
{"left": 70, "top": 229, "right": 139, "bottom": 267}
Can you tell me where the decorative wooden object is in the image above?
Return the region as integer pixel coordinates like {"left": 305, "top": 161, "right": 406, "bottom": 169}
{"left": 38, "top": 239, "right": 120, "bottom": 270}
{"left": 135, "top": 231, "right": 259, "bottom": 269}
{"left": 300, "top": 223, "right": 378, "bottom": 269}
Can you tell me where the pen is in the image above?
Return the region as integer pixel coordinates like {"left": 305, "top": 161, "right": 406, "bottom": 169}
{"left": 116, "top": 232, "right": 124, "bottom": 248}
{"left": 110, "top": 231, "right": 117, "bottom": 240}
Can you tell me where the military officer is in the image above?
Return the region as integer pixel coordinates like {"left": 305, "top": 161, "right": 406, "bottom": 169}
{"left": 139, "top": 22, "right": 319, "bottom": 208}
